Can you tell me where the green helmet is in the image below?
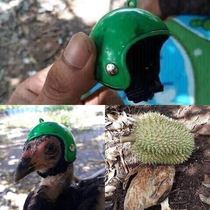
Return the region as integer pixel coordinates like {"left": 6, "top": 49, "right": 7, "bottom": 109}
{"left": 90, "top": 0, "right": 170, "bottom": 103}
{"left": 27, "top": 119, "right": 77, "bottom": 163}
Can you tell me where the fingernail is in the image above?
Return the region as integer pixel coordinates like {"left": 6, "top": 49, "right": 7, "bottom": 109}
{"left": 64, "top": 33, "right": 92, "bottom": 69}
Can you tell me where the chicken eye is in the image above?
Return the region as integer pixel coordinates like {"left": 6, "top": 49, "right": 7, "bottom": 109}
{"left": 45, "top": 143, "right": 57, "bottom": 155}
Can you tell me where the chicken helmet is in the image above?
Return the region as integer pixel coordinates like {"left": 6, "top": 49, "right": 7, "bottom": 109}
{"left": 27, "top": 119, "right": 77, "bottom": 163}
{"left": 90, "top": 0, "right": 170, "bottom": 103}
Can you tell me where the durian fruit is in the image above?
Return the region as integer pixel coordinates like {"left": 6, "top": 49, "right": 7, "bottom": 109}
{"left": 120, "top": 112, "right": 195, "bottom": 164}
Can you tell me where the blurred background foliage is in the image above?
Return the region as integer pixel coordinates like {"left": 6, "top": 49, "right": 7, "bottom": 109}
{"left": 0, "top": 106, "right": 22, "bottom": 111}
{"left": 0, "top": 105, "right": 104, "bottom": 135}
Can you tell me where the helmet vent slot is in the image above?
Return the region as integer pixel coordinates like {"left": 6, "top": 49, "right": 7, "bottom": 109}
{"left": 125, "top": 35, "right": 168, "bottom": 103}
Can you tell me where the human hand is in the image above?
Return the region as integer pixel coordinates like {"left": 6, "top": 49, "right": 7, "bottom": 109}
{"left": 7, "top": 33, "right": 123, "bottom": 105}
{"left": 138, "top": 0, "right": 162, "bottom": 17}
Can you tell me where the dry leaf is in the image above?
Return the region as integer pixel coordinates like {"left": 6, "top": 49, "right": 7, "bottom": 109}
{"left": 105, "top": 192, "right": 114, "bottom": 198}
{"left": 198, "top": 123, "right": 210, "bottom": 136}
{"left": 121, "top": 112, "right": 128, "bottom": 125}
{"left": 105, "top": 169, "right": 116, "bottom": 185}
{"left": 107, "top": 113, "right": 118, "bottom": 121}
{"left": 202, "top": 174, "right": 210, "bottom": 188}
{"left": 105, "top": 185, "right": 116, "bottom": 197}
{"left": 112, "top": 121, "right": 123, "bottom": 130}
{"left": 199, "top": 194, "right": 210, "bottom": 205}
{"left": 186, "top": 116, "right": 199, "bottom": 123}
{"left": 120, "top": 112, "right": 135, "bottom": 126}
{"left": 127, "top": 116, "right": 136, "bottom": 122}
{"left": 200, "top": 115, "right": 210, "bottom": 125}
{"left": 105, "top": 122, "right": 112, "bottom": 127}
{"left": 107, "top": 112, "right": 135, "bottom": 131}
{"left": 122, "top": 111, "right": 127, "bottom": 118}
{"left": 105, "top": 147, "right": 118, "bottom": 161}
{"left": 105, "top": 186, "right": 116, "bottom": 193}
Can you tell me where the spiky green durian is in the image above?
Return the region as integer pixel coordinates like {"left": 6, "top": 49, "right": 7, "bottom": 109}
{"left": 120, "top": 112, "right": 195, "bottom": 165}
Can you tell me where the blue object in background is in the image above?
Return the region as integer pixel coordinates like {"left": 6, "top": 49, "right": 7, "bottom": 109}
{"left": 6, "top": 106, "right": 47, "bottom": 116}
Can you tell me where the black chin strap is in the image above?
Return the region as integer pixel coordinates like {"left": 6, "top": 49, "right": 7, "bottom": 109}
{"left": 125, "top": 79, "right": 164, "bottom": 103}
{"left": 37, "top": 160, "right": 74, "bottom": 178}
{"left": 37, "top": 171, "right": 48, "bottom": 178}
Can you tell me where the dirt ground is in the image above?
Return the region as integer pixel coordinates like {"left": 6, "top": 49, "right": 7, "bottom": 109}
{"left": 105, "top": 105, "right": 210, "bottom": 210}
{"left": 0, "top": 112, "right": 105, "bottom": 209}
{"left": 0, "top": 0, "right": 124, "bottom": 104}
{"left": 0, "top": 0, "right": 90, "bottom": 104}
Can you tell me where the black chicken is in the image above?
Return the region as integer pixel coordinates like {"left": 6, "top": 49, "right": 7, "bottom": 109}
{"left": 14, "top": 120, "right": 104, "bottom": 210}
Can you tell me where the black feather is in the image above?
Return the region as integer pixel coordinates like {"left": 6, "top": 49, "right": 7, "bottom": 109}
{"left": 23, "top": 176, "right": 104, "bottom": 210}
{"left": 24, "top": 190, "right": 55, "bottom": 210}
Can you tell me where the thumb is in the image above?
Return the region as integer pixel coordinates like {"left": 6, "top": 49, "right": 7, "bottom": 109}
{"left": 35, "top": 32, "right": 96, "bottom": 105}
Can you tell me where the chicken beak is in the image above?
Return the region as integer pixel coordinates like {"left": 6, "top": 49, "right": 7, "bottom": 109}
{"left": 14, "top": 157, "right": 35, "bottom": 182}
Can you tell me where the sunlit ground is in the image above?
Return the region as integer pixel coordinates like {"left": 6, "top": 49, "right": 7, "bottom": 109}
{"left": 71, "top": 0, "right": 125, "bottom": 25}
{"left": 0, "top": 0, "right": 125, "bottom": 103}
{"left": 0, "top": 105, "right": 105, "bottom": 210}
{"left": 0, "top": 0, "right": 125, "bottom": 25}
